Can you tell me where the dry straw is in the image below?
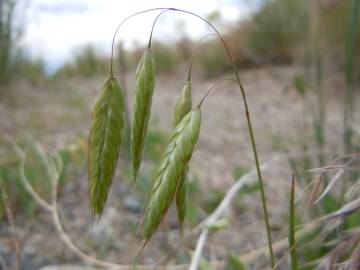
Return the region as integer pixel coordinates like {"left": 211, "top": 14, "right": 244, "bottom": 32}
{"left": 131, "top": 47, "right": 155, "bottom": 181}
{"left": 289, "top": 175, "right": 298, "bottom": 270}
{"left": 143, "top": 109, "right": 201, "bottom": 241}
{"left": 88, "top": 76, "right": 125, "bottom": 215}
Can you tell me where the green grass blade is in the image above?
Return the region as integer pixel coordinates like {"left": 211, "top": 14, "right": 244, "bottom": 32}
{"left": 225, "top": 251, "right": 247, "bottom": 270}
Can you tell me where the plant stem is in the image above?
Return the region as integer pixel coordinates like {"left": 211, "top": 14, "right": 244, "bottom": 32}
{"left": 110, "top": 8, "right": 167, "bottom": 76}
{"left": 197, "top": 78, "right": 236, "bottom": 108}
{"left": 0, "top": 179, "right": 21, "bottom": 270}
{"left": 110, "top": 8, "right": 275, "bottom": 267}
{"left": 187, "top": 33, "right": 216, "bottom": 81}
{"left": 289, "top": 175, "right": 298, "bottom": 270}
{"left": 148, "top": 9, "right": 170, "bottom": 48}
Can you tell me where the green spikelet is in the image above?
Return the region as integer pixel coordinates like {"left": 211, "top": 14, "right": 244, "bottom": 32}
{"left": 176, "top": 168, "right": 188, "bottom": 233}
{"left": 173, "top": 81, "right": 192, "bottom": 127}
{"left": 88, "top": 76, "right": 125, "bottom": 216}
{"left": 173, "top": 80, "right": 192, "bottom": 233}
{"left": 131, "top": 47, "right": 155, "bottom": 181}
{"left": 143, "top": 110, "right": 201, "bottom": 241}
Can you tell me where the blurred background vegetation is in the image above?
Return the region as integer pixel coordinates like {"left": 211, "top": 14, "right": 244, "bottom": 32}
{"left": 50, "top": 1, "right": 358, "bottom": 78}
{"left": 55, "top": 1, "right": 359, "bottom": 78}
{"left": 1, "top": 0, "right": 359, "bottom": 82}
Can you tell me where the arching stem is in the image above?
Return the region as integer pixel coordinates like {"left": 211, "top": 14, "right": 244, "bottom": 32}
{"left": 197, "top": 78, "right": 236, "bottom": 108}
{"left": 148, "top": 9, "right": 170, "bottom": 48}
{"left": 110, "top": 8, "right": 167, "bottom": 76}
{"left": 110, "top": 7, "right": 275, "bottom": 267}
{"left": 187, "top": 33, "right": 216, "bottom": 81}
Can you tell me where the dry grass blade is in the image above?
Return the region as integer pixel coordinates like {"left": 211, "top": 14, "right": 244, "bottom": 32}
{"left": 11, "top": 142, "right": 53, "bottom": 211}
{"left": 289, "top": 175, "right": 298, "bottom": 270}
{"left": 305, "top": 175, "right": 322, "bottom": 211}
{"left": 345, "top": 181, "right": 360, "bottom": 200}
{"left": 305, "top": 155, "right": 359, "bottom": 209}
{"left": 142, "top": 110, "right": 201, "bottom": 243}
{"left": 314, "top": 167, "right": 346, "bottom": 205}
{"left": 327, "top": 197, "right": 360, "bottom": 219}
{"left": 131, "top": 47, "right": 155, "bottom": 181}
{"left": 308, "top": 165, "right": 348, "bottom": 172}
{"left": 88, "top": 76, "right": 125, "bottom": 216}
{"left": 173, "top": 80, "right": 192, "bottom": 233}
{"left": 0, "top": 179, "right": 21, "bottom": 270}
{"left": 314, "top": 229, "right": 360, "bottom": 270}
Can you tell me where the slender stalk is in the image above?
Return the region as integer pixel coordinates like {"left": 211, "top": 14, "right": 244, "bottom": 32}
{"left": 189, "top": 230, "right": 209, "bottom": 270}
{"left": 197, "top": 78, "right": 236, "bottom": 108}
{"left": 289, "top": 175, "right": 298, "bottom": 270}
{"left": 110, "top": 8, "right": 167, "bottom": 76}
{"left": 148, "top": 9, "right": 170, "bottom": 48}
{"left": 187, "top": 33, "right": 216, "bottom": 81}
{"left": 111, "top": 8, "right": 275, "bottom": 267}
{"left": 0, "top": 179, "right": 21, "bottom": 270}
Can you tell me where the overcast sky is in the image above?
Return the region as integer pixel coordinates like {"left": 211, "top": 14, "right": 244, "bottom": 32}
{"left": 19, "top": 0, "right": 260, "bottom": 72}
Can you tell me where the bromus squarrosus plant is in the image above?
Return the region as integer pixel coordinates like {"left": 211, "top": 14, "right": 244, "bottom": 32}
{"left": 5, "top": 4, "right": 360, "bottom": 270}
{"left": 88, "top": 7, "right": 275, "bottom": 268}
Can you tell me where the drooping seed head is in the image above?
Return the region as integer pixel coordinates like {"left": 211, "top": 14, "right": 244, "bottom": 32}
{"left": 88, "top": 76, "right": 125, "bottom": 216}
{"left": 131, "top": 47, "right": 155, "bottom": 181}
{"left": 173, "top": 81, "right": 192, "bottom": 127}
{"left": 143, "top": 109, "right": 201, "bottom": 241}
{"left": 173, "top": 80, "right": 192, "bottom": 233}
{"left": 176, "top": 167, "right": 188, "bottom": 234}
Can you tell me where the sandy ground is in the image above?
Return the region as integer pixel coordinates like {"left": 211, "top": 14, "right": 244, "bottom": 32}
{"left": 0, "top": 65, "right": 358, "bottom": 269}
